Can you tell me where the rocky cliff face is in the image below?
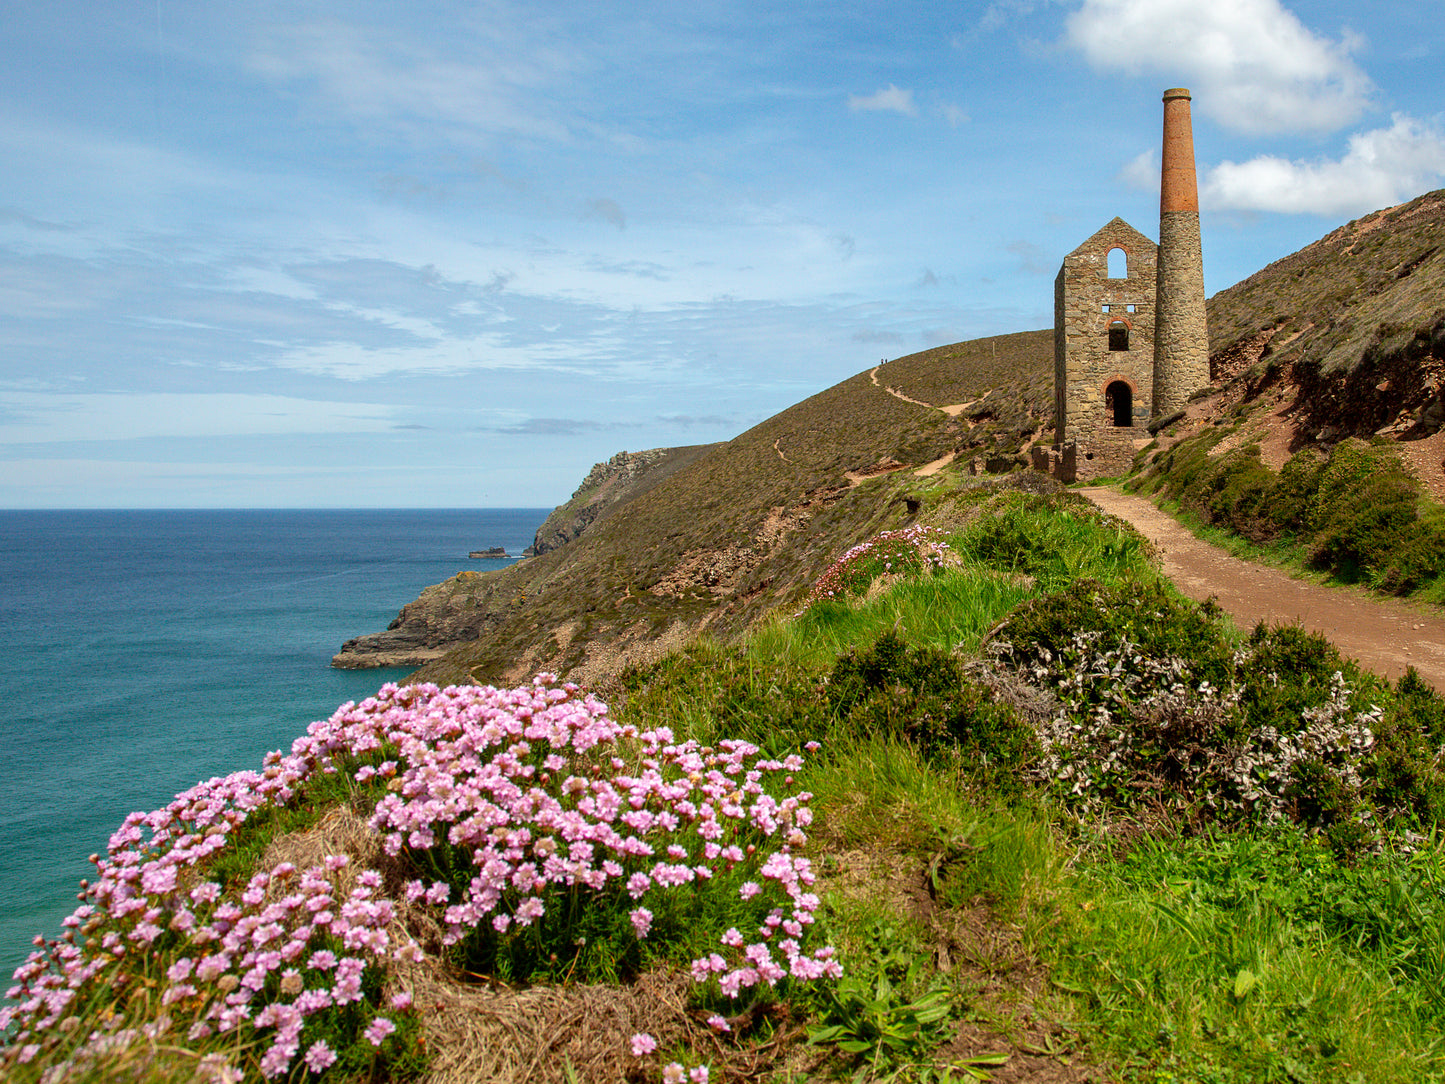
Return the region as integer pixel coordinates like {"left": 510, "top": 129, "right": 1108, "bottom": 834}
{"left": 528, "top": 446, "right": 713, "bottom": 555}
{"left": 332, "top": 444, "right": 716, "bottom": 670}
{"left": 331, "top": 571, "right": 506, "bottom": 670}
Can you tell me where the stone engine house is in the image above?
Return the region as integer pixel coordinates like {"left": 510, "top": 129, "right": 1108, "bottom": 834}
{"left": 1052, "top": 217, "right": 1158, "bottom": 479}
{"left": 1038, "top": 88, "right": 1210, "bottom": 483}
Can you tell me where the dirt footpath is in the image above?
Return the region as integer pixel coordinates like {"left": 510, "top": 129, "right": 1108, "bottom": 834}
{"left": 1080, "top": 487, "right": 1445, "bottom": 691}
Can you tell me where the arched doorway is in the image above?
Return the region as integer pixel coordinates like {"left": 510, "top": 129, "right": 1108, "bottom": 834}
{"left": 1105, "top": 380, "right": 1132, "bottom": 427}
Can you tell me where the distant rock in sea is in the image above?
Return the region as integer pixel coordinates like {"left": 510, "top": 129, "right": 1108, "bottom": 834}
{"left": 469, "top": 546, "right": 510, "bottom": 559}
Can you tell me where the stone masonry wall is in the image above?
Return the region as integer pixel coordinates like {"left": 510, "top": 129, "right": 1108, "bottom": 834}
{"left": 1152, "top": 210, "right": 1210, "bottom": 415}
{"left": 1054, "top": 217, "right": 1158, "bottom": 446}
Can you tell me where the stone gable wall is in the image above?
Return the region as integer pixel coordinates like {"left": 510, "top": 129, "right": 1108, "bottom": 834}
{"left": 1054, "top": 219, "right": 1158, "bottom": 446}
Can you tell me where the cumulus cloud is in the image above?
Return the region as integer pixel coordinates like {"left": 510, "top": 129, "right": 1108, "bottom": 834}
{"left": 1065, "top": 0, "right": 1372, "bottom": 135}
{"left": 1200, "top": 114, "right": 1445, "bottom": 216}
{"left": 847, "top": 85, "right": 917, "bottom": 116}
{"left": 1117, "top": 148, "right": 1159, "bottom": 193}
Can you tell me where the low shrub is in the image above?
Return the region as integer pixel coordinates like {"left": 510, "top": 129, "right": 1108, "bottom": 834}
{"left": 981, "top": 579, "right": 1441, "bottom": 837}
{"left": 826, "top": 630, "right": 1037, "bottom": 787}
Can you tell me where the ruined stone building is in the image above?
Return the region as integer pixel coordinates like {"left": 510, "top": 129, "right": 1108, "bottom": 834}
{"left": 1038, "top": 88, "right": 1210, "bottom": 482}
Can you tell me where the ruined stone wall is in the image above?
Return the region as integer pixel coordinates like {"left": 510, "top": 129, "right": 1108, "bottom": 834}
{"left": 1069, "top": 428, "right": 1137, "bottom": 481}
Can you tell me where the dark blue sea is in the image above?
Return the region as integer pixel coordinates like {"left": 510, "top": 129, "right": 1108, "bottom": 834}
{"left": 0, "top": 509, "right": 548, "bottom": 980}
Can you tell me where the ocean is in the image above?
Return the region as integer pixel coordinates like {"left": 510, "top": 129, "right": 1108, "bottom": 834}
{"left": 0, "top": 508, "right": 549, "bottom": 980}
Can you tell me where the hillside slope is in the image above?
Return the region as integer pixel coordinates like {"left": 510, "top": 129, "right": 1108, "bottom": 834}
{"left": 339, "top": 330, "right": 1055, "bottom": 686}
{"left": 1199, "top": 189, "right": 1445, "bottom": 477}
{"left": 342, "top": 188, "right": 1445, "bottom": 687}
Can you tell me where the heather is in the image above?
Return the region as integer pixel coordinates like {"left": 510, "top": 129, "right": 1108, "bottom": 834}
{"left": 10, "top": 481, "right": 1445, "bottom": 1082}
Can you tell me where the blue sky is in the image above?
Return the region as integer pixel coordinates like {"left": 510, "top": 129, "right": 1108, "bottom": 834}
{"left": 2, "top": 0, "right": 1442, "bottom": 508}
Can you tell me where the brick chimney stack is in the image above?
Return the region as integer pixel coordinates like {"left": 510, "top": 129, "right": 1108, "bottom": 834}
{"left": 1151, "top": 88, "right": 1209, "bottom": 419}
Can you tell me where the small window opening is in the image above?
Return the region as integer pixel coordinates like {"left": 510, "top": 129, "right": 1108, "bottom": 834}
{"left": 1107, "top": 247, "right": 1127, "bottom": 279}
{"left": 1108, "top": 321, "right": 1129, "bottom": 351}
{"left": 1102, "top": 304, "right": 1111, "bottom": 313}
{"left": 1126, "top": 304, "right": 1136, "bottom": 313}
{"left": 1105, "top": 380, "right": 1133, "bottom": 427}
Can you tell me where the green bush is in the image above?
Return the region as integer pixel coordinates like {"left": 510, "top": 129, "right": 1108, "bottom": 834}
{"left": 827, "top": 630, "right": 1037, "bottom": 785}
{"left": 1268, "top": 446, "right": 1327, "bottom": 534}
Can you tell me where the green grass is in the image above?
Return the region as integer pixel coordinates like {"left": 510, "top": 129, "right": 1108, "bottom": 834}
{"left": 1041, "top": 828, "right": 1445, "bottom": 1083}
{"left": 608, "top": 480, "right": 1445, "bottom": 1081}
{"left": 18, "top": 475, "right": 1445, "bottom": 1083}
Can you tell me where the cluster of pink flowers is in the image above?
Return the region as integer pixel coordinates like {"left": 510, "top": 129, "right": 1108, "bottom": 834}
{"left": 806, "top": 525, "right": 950, "bottom": 605}
{"left": 3, "top": 675, "right": 837, "bottom": 1079}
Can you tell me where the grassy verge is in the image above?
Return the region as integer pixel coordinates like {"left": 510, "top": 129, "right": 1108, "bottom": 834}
{"left": 10, "top": 473, "right": 1445, "bottom": 1083}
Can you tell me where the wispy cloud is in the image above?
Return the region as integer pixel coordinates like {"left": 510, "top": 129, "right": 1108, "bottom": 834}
{"left": 847, "top": 85, "right": 917, "bottom": 117}
{"left": 248, "top": 16, "right": 581, "bottom": 147}
{"left": 491, "top": 417, "right": 636, "bottom": 436}
{"left": 0, "top": 392, "right": 397, "bottom": 444}
{"left": 1065, "top": 0, "right": 1372, "bottom": 135}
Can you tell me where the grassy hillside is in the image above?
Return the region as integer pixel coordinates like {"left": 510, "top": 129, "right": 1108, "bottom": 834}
{"left": 12, "top": 473, "right": 1445, "bottom": 1084}
{"left": 1136, "top": 189, "right": 1445, "bottom": 602}
{"left": 401, "top": 329, "right": 1055, "bottom": 687}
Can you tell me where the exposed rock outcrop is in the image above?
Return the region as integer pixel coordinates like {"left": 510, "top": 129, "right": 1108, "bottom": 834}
{"left": 332, "top": 571, "right": 507, "bottom": 670}
{"left": 529, "top": 445, "right": 716, "bottom": 556}
{"left": 333, "top": 443, "right": 718, "bottom": 670}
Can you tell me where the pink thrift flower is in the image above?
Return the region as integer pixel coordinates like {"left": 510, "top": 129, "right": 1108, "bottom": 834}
{"left": 691, "top": 1068, "right": 711, "bottom": 1084}
{"left": 363, "top": 1016, "right": 396, "bottom": 1047}
{"left": 739, "top": 881, "right": 761, "bottom": 900}
{"left": 629, "top": 907, "right": 653, "bottom": 939}
{"left": 629, "top": 1032, "right": 657, "bottom": 1056}
{"left": 706, "top": 1013, "right": 731, "bottom": 1032}
{"left": 663, "top": 1063, "right": 686, "bottom": 1084}
{"left": 304, "top": 1040, "right": 338, "bottom": 1073}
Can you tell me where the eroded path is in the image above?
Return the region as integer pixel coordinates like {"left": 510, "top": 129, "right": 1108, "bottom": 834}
{"left": 1081, "top": 487, "right": 1445, "bottom": 690}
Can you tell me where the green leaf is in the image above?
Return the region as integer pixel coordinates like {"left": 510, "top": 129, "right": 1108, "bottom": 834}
{"left": 1232, "top": 967, "right": 1259, "bottom": 999}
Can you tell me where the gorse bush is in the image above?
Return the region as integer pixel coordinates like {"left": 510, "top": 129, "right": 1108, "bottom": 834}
{"left": 827, "top": 630, "right": 1036, "bottom": 787}
{"left": 3, "top": 677, "right": 838, "bottom": 1081}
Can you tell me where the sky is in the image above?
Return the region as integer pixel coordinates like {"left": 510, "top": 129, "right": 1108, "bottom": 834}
{"left": 2, "top": 0, "right": 1442, "bottom": 508}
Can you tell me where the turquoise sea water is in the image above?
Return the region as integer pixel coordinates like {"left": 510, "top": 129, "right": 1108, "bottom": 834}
{"left": 0, "top": 508, "right": 548, "bottom": 980}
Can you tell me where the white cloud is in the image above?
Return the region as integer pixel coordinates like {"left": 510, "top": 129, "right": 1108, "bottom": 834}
{"left": 940, "top": 102, "right": 970, "bottom": 127}
{"left": 1200, "top": 114, "right": 1445, "bottom": 215}
{"left": 1118, "top": 147, "right": 1159, "bottom": 192}
{"left": 848, "top": 85, "right": 917, "bottom": 117}
{"left": 1065, "top": 0, "right": 1372, "bottom": 135}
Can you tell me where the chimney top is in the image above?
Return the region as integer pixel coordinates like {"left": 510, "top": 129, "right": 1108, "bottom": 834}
{"left": 1159, "top": 88, "right": 1199, "bottom": 215}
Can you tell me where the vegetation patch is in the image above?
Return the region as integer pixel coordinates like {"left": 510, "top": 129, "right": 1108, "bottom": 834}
{"left": 1139, "top": 435, "right": 1445, "bottom": 599}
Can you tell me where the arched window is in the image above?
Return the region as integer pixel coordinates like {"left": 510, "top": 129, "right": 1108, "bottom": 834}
{"left": 1108, "top": 321, "right": 1129, "bottom": 351}
{"left": 1107, "top": 247, "right": 1127, "bottom": 279}
{"left": 1105, "top": 380, "right": 1132, "bottom": 427}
